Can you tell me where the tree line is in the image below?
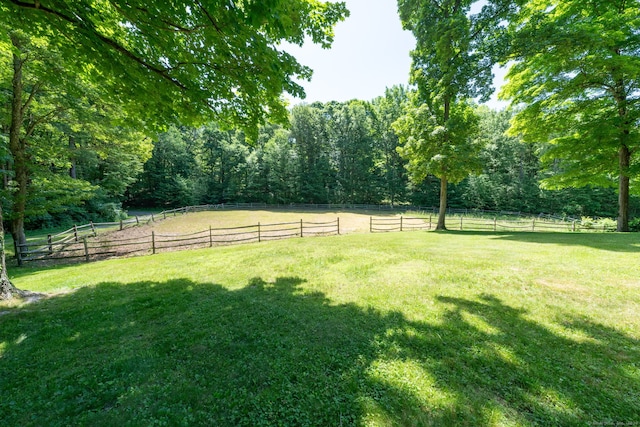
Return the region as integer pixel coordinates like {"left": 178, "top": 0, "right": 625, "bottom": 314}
{"left": 126, "top": 93, "right": 637, "bottom": 220}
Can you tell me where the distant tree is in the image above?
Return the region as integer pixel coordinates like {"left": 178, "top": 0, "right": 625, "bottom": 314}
{"left": 262, "top": 129, "right": 298, "bottom": 204}
{"left": 197, "top": 125, "right": 249, "bottom": 203}
{"left": 393, "top": 100, "right": 482, "bottom": 228}
{"left": 501, "top": 0, "right": 640, "bottom": 231}
{"left": 290, "top": 104, "right": 334, "bottom": 203}
{"left": 330, "top": 101, "right": 378, "bottom": 203}
{"left": 371, "top": 86, "right": 410, "bottom": 207}
{"left": 129, "top": 127, "right": 197, "bottom": 208}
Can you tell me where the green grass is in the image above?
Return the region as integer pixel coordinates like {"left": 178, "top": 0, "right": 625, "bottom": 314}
{"left": 1, "top": 231, "right": 639, "bottom": 426}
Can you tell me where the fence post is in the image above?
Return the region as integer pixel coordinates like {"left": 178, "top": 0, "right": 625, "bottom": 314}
{"left": 300, "top": 219, "right": 303, "bottom": 237}
{"left": 572, "top": 221, "right": 576, "bottom": 232}
{"left": 494, "top": 217, "right": 497, "bottom": 232}
{"left": 163, "top": 211, "right": 166, "bottom": 220}
{"left": 136, "top": 216, "right": 139, "bottom": 225}
{"left": 120, "top": 219, "right": 123, "bottom": 231}
{"left": 370, "top": 216, "right": 373, "bottom": 233}
{"left": 209, "top": 226, "right": 213, "bottom": 247}
{"left": 151, "top": 231, "right": 156, "bottom": 254}
{"left": 48, "top": 234, "right": 53, "bottom": 255}
{"left": 400, "top": 216, "right": 403, "bottom": 232}
{"left": 532, "top": 218, "right": 536, "bottom": 232}
{"left": 337, "top": 217, "right": 340, "bottom": 235}
{"left": 83, "top": 237, "right": 89, "bottom": 262}
{"left": 258, "top": 223, "right": 261, "bottom": 243}
{"left": 90, "top": 221, "right": 96, "bottom": 237}
{"left": 429, "top": 214, "right": 432, "bottom": 230}
{"left": 151, "top": 213, "right": 155, "bottom": 222}
{"left": 74, "top": 225, "right": 79, "bottom": 242}
{"left": 460, "top": 216, "right": 463, "bottom": 230}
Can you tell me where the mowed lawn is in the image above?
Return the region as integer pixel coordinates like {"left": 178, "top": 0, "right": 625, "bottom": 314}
{"left": 1, "top": 228, "right": 639, "bottom": 426}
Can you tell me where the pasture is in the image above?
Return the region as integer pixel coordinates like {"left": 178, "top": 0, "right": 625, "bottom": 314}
{"left": 1, "top": 213, "right": 639, "bottom": 426}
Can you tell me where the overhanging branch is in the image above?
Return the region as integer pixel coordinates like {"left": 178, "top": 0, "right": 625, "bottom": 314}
{"left": 8, "top": 0, "right": 188, "bottom": 90}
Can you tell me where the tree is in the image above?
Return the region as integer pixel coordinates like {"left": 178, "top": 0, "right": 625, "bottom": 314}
{"left": 2, "top": 29, "right": 151, "bottom": 258}
{"left": 393, "top": 100, "right": 481, "bottom": 228}
{"left": 128, "top": 127, "right": 198, "bottom": 207}
{"left": 371, "top": 86, "right": 410, "bottom": 207}
{"left": 501, "top": 0, "right": 640, "bottom": 231}
{"left": 396, "top": 0, "right": 507, "bottom": 229}
{"left": 329, "top": 101, "right": 377, "bottom": 203}
{"left": 290, "top": 104, "right": 334, "bottom": 203}
{"left": 197, "top": 125, "right": 249, "bottom": 203}
{"left": 0, "top": 0, "right": 348, "bottom": 299}
{"left": 262, "top": 129, "right": 299, "bottom": 204}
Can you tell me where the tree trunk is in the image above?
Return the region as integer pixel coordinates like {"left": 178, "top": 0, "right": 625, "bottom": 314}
{"left": 0, "top": 204, "right": 25, "bottom": 300}
{"left": 9, "top": 35, "right": 29, "bottom": 259}
{"left": 10, "top": 218, "right": 27, "bottom": 259}
{"left": 436, "top": 176, "right": 448, "bottom": 230}
{"left": 618, "top": 144, "right": 630, "bottom": 232}
{"left": 613, "top": 70, "right": 631, "bottom": 233}
{"left": 1, "top": 33, "right": 31, "bottom": 299}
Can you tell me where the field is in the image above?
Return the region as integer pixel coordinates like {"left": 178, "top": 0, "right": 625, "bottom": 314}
{"left": 1, "top": 211, "right": 639, "bottom": 426}
{"left": 140, "top": 208, "right": 393, "bottom": 234}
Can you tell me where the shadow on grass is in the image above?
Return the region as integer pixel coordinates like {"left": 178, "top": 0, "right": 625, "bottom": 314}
{"left": 0, "top": 279, "right": 638, "bottom": 426}
{"left": 442, "top": 230, "right": 640, "bottom": 253}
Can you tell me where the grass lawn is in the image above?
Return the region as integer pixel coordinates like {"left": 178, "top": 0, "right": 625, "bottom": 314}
{"left": 1, "top": 230, "right": 639, "bottom": 426}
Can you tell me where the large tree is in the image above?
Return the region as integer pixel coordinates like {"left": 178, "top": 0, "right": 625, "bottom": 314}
{"left": 0, "top": 0, "right": 348, "bottom": 299}
{"left": 396, "top": 0, "right": 511, "bottom": 229}
{"left": 501, "top": 0, "right": 640, "bottom": 232}
{"left": 2, "top": 31, "right": 152, "bottom": 249}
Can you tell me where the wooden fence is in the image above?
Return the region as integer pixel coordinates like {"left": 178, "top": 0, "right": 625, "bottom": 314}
{"left": 17, "top": 218, "right": 340, "bottom": 265}
{"left": 369, "top": 215, "right": 616, "bottom": 233}
{"left": 15, "top": 202, "right": 614, "bottom": 266}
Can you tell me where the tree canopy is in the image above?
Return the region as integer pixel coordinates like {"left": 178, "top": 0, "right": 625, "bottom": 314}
{"left": 2, "top": 0, "right": 349, "bottom": 135}
{"left": 501, "top": 0, "right": 640, "bottom": 231}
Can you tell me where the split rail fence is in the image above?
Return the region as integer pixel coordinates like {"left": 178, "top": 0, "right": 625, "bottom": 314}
{"left": 15, "top": 202, "right": 613, "bottom": 266}
{"left": 17, "top": 217, "right": 339, "bottom": 266}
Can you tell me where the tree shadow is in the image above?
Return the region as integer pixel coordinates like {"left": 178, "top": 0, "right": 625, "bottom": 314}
{"left": 443, "top": 230, "right": 640, "bottom": 253}
{"left": 0, "top": 280, "right": 638, "bottom": 425}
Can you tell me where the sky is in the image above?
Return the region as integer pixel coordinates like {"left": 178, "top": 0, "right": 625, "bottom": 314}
{"left": 284, "top": 0, "right": 507, "bottom": 109}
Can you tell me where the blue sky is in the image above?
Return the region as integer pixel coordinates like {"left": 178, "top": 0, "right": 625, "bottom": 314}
{"left": 284, "top": 0, "right": 507, "bottom": 109}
